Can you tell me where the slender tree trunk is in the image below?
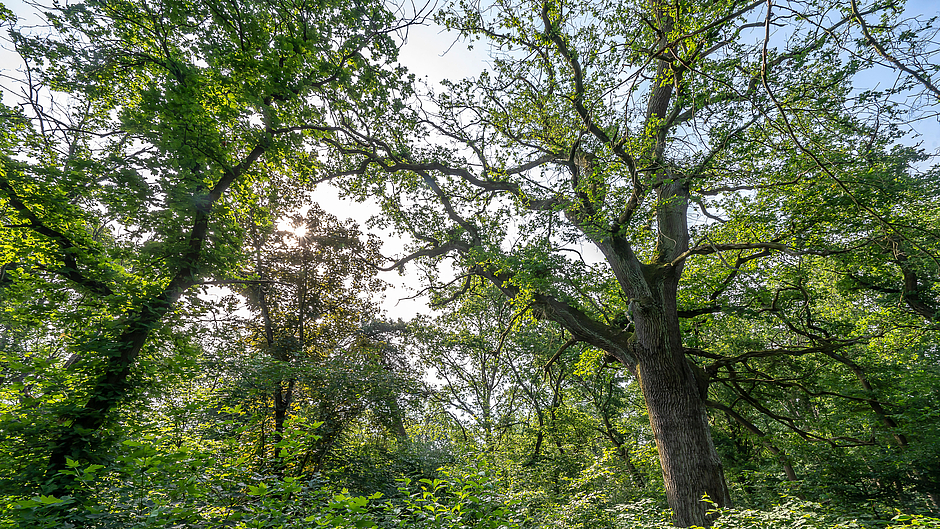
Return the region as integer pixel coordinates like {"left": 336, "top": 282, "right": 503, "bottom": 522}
{"left": 46, "top": 322, "right": 153, "bottom": 480}
{"left": 46, "top": 293, "right": 178, "bottom": 492}
{"left": 44, "top": 136, "right": 269, "bottom": 486}
{"left": 273, "top": 378, "right": 295, "bottom": 465}
{"left": 598, "top": 398, "right": 646, "bottom": 488}
{"left": 527, "top": 412, "right": 545, "bottom": 466}
{"left": 384, "top": 397, "right": 409, "bottom": 440}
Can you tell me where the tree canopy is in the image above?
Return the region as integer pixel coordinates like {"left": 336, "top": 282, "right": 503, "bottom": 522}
{"left": 322, "top": 0, "right": 940, "bottom": 524}
{"left": 0, "top": 0, "right": 410, "bottom": 494}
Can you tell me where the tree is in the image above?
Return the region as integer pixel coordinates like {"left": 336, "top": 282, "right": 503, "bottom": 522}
{"left": 415, "top": 285, "right": 652, "bottom": 491}
{"left": 230, "top": 205, "right": 419, "bottom": 474}
{"left": 239, "top": 205, "right": 386, "bottom": 466}
{"left": 323, "top": 0, "right": 940, "bottom": 524}
{"left": 412, "top": 291, "right": 524, "bottom": 452}
{"left": 0, "top": 0, "right": 410, "bottom": 496}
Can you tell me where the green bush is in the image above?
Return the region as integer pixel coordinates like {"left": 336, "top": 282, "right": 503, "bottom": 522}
{"left": 0, "top": 431, "right": 380, "bottom": 529}
{"left": 381, "top": 468, "right": 524, "bottom": 529}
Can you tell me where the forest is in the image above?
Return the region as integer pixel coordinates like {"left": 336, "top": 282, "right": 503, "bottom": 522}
{"left": 0, "top": 0, "right": 938, "bottom": 527}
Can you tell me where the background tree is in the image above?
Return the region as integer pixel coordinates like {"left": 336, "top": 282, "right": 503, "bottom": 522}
{"left": 0, "top": 0, "right": 411, "bottom": 496}
{"left": 412, "top": 290, "right": 523, "bottom": 452}
{"left": 237, "top": 204, "right": 388, "bottom": 469}
{"left": 412, "top": 285, "right": 659, "bottom": 520}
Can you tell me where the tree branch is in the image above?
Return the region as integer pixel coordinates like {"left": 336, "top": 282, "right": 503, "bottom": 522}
{"left": 850, "top": 0, "right": 940, "bottom": 101}
{"left": 0, "top": 174, "right": 114, "bottom": 297}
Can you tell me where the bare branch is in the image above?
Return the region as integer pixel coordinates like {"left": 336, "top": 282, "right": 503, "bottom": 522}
{"left": 851, "top": 0, "right": 940, "bottom": 100}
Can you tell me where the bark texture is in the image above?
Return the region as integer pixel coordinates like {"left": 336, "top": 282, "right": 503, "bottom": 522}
{"left": 631, "top": 278, "right": 731, "bottom": 526}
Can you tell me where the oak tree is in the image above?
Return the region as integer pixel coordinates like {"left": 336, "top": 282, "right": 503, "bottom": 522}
{"left": 324, "top": 0, "right": 940, "bottom": 524}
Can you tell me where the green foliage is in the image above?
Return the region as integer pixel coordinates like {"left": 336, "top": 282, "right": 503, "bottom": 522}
{"left": 889, "top": 514, "right": 940, "bottom": 529}
{"left": 537, "top": 497, "right": 940, "bottom": 529}
{"left": 0, "top": 419, "right": 387, "bottom": 528}
{"left": 0, "top": 0, "right": 411, "bottom": 496}
{"left": 323, "top": 426, "right": 456, "bottom": 499}
{"left": 383, "top": 469, "right": 524, "bottom": 529}
{"left": 3, "top": 0, "right": 940, "bottom": 527}
{"left": 325, "top": 0, "right": 940, "bottom": 519}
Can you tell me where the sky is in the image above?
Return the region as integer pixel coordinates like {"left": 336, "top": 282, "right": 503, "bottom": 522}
{"left": 303, "top": 23, "right": 488, "bottom": 320}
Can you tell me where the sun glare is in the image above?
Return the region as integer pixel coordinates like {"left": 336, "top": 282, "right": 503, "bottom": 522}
{"left": 277, "top": 219, "right": 307, "bottom": 241}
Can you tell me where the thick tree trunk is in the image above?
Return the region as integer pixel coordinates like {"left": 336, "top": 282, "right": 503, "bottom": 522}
{"left": 633, "top": 285, "right": 730, "bottom": 527}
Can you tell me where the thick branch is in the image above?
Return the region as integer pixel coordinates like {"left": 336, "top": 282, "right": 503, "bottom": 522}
{"left": 699, "top": 341, "right": 859, "bottom": 374}
{"left": 473, "top": 263, "right": 637, "bottom": 366}
{"left": 669, "top": 241, "right": 842, "bottom": 268}
{"left": 542, "top": 336, "right": 579, "bottom": 372}
{"left": 327, "top": 134, "right": 567, "bottom": 212}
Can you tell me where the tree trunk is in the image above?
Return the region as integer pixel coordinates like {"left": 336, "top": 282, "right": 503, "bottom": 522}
{"left": 633, "top": 286, "right": 731, "bottom": 527}
{"left": 384, "top": 397, "right": 409, "bottom": 440}
{"left": 46, "top": 299, "right": 172, "bottom": 491}
{"left": 43, "top": 142, "right": 268, "bottom": 495}
{"left": 598, "top": 396, "right": 646, "bottom": 488}
{"left": 273, "top": 378, "right": 295, "bottom": 469}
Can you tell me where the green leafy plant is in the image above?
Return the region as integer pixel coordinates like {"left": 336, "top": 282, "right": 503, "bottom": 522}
{"left": 384, "top": 468, "right": 523, "bottom": 529}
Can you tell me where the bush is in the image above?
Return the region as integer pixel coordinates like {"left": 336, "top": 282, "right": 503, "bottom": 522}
{"left": 381, "top": 468, "right": 524, "bottom": 529}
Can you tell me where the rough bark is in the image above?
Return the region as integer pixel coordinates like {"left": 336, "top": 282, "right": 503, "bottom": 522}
{"left": 631, "top": 283, "right": 731, "bottom": 526}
